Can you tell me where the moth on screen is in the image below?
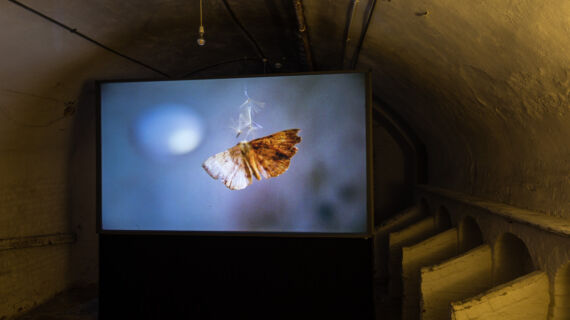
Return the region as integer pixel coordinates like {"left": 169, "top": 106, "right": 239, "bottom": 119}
{"left": 202, "top": 129, "right": 301, "bottom": 190}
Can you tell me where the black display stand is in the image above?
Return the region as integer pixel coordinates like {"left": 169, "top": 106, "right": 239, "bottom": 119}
{"left": 99, "top": 234, "right": 374, "bottom": 319}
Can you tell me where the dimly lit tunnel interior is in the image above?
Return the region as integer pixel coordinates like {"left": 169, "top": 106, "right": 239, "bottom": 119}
{"left": 1, "top": 0, "right": 569, "bottom": 319}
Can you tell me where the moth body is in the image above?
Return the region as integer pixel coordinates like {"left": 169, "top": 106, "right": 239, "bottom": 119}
{"left": 238, "top": 141, "right": 262, "bottom": 180}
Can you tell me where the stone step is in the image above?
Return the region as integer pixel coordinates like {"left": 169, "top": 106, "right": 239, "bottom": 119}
{"left": 374, "top": 205, "right": 426, "bottom": 281}
{"left": 376, "top": 204, "right": 426, "bottom": 235}
{"left": 401, "top": 228, "right": 459, "bottom": 320}
{"left": 450, "top": 271, "right": 549, "bottom": 320}
{"left": 388, "top": 217, "right": 439, "bottom": 296}
{"left": 420, "top": 244, "right": 492, "bottom": 320}
{"left": 552, "top": 262, "right": 570, "bottom": 319}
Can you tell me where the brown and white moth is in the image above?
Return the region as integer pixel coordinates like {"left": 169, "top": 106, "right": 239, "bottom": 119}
{"left": 202, "top": 129, "right": 301, "bottom": 190}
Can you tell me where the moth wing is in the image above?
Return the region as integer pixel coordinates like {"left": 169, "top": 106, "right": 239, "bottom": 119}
{"left": 202, "top": 145, "right": 252, "bottom": 190}
{"left": 249, "top": 129, "right": 301, "bottom": 178}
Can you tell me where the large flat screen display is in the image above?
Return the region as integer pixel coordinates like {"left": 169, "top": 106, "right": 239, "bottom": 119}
{"left": 98, "top": 72, "right": 371, "bottom": 235}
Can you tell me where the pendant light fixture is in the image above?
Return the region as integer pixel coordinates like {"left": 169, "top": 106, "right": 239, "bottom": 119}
{"left": 197, "top": 0, "right": 206, "bottom": 46}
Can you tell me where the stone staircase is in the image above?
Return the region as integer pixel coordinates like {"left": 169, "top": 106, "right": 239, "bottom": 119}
{"left": 374, "top": 188, "right": 570, "bottom": 320}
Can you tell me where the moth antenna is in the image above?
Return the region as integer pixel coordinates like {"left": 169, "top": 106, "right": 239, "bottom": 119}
{"left": 251, "top": 120, "right": 263, "bottom": 129}
{"left": 239, "top": 100, "right": 249, "bottom": 109}
{"left": 250, "top": 100, "right": 265, "bottom": 113}
{"left": 229, "top": 117, "right": 242, "bottom": 137}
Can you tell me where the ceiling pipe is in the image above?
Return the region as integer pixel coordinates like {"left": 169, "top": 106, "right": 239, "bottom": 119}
{"left": 340, "top": 0, "right": 360, "bottom": 69}
{"left": 350, "top": 0, "right": 377, "bottom": 69}
{"left": 293, "top": 0, "right": 314, "bottom": 71}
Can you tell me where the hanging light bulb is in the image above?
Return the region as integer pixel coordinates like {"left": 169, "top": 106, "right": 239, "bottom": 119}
{"left": 197, "top": 25, "right": 205, "bottom": 46}
{"left": 197, "top": 0, "right": 206, "bottom": 46}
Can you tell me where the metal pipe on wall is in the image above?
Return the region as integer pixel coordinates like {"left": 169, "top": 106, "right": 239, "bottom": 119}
{"left": 293, "top": 0, "right": 314, "bottom": 71}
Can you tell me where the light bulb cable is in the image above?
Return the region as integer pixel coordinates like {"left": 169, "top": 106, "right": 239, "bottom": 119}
{"left": 197, "top": 0, "right": 205, "bottom": 45}
{"left": 7, "top": 0, "right": 171, "bottom": 78}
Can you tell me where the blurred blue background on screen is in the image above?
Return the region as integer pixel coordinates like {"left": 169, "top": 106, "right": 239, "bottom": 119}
{"left": 100, "top": 73, "right": 367, "bottom": 233}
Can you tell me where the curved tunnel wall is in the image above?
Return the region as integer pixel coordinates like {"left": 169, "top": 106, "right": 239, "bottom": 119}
{"left": 305, "top": 0, "right": 570, "bottom": 219}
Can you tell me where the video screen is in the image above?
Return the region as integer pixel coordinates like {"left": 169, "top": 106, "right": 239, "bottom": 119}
{"left": 99, "top": 72, "right": 369, "bottom": 234}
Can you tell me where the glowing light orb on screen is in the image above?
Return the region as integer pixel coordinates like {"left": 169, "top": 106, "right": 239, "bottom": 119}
{"left": 134, "top": 104, "right": 204, "bottom": 159}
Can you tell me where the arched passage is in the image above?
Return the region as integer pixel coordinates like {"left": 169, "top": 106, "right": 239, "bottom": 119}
{"left": 493, "top": 233, "right": 535, "bottom": 286}
{"left": 458, "top": 216, "right": 483, "bottom": 252}
{"left": 435, "top": 206, "right": 452, "bottom": 231}
{"left": 420, "top": 198, "right": 430, "bottom": 216}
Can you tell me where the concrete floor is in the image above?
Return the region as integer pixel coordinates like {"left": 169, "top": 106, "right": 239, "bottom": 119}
{"left": 15, "top": 286, "right": 98, "bottom": 320}
{"left": 16, "top": 281, "right": 397, "bottom": 320}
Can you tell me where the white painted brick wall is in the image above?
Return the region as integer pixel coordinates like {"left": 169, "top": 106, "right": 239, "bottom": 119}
{"left": 0, "top": 135, "right": 73, "bottom": 319}
{"left": 0, "top": 246, "right": 71, "bottom": 319}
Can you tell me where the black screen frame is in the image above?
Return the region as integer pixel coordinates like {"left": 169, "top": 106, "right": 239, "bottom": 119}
{"left": 96, "top": 70, "right": 373, "bottom": 238}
